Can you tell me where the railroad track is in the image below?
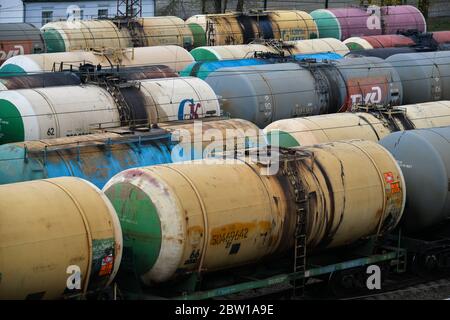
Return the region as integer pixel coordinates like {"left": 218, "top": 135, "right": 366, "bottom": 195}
{"left": 342, "top": 278, "right": 450, "bottom": 300}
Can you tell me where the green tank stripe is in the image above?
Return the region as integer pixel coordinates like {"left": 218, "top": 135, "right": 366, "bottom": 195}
{"left": 346, "top": 42, "right": 365, "bottom": 50}
{"left": 104, "top": 182, "right": 162, "bottom": 277}
{"left": 266, "top": 130, "right": 300, "bottom": 148}
{"left": 0, "top": 64, "right": 27, "bottom": 76}
{"left": 42, "top": 28, "right": 66, "bottom": 53}
{"left": 311, "top": 10, "right": 341, "bottom": 39}
{"left": 191, "top": 48, "right": 220, "bottom": 62}
{"left": 188, "top": 23, "right": 206, "bottom": 48}
{"left": 0, "top": 99, "right": 25, "bottom": 144}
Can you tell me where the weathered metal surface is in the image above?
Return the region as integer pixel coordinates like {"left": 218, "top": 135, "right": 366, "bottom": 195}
{"left": 205, "top": 62, "right": 330, "bottom": 128}
{"left": 285, "top": 38, "right": 349, "bottom": 56}
{"left": 175, "top": 249, "right": 403, "bottom": 300}
{"left": 311, "top": 8, "right": 381, "bottom": 40}
{"left": 191, "top": 44, "right": 278, "bottom": 62}
{"left": 0, "top": 177, "right": 122, "bottom": 300}
{"left": 0, "top": 46, "right": 194, "bottom": 74}
{"left": 432, "top": 31, "right": 450, "bottom": 45}
{"left": 264, "top": 101, "right": 450, "bottom": 147}
{"left": 137, "top": 17, "right": 194, "bottom": 49}
{"left": 41, "top": 20, "right": 132, "bottom": 53}
{"left": 0, "top": 76, "right": 219, "bottom": 144}
{"left": 135, "top": 77, "right": 220, "bottom": 123}
{"left": 345, "top": 47, "right": 429, "bottom": 59}
{"left": 344, "top": 35, "right": 415, "bottom": 50}
{"left": 103, "top": 140, "right": 405, "bottom": 284}
{"left": 386, "top": 51, "right": 450, "bottom": 104}
{"left": 0, "top": 72, "right": 81, "bottom": 90}
{"left": 181, "top": 53, "right": 341, "bottom": 80}
{"left": 333, "top": 57, "right": 403, "bottom": 111}
{"left": 381, "top": 5, "right": 427, "bottom": 35}
{"left": 0, "top": 119, "right": 262, "bottom": 188}
{"left": 266, "top": 11, "right": 318, "bottom": 41}
{"left": 380, "top": 126, "right": 450, "bottom": 233}
{"left": 0, "top": 23, "right": 45, "bottom": 65}
{"left": 0, "top": 85, "right": 120, "bottom": 144}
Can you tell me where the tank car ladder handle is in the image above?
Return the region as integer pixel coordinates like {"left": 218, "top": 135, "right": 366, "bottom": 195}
{"left": 42, "top": 180, "right": 94, "bottom": 297}
{"left": 282, "top": 154, "right": 309, "bottom": 298}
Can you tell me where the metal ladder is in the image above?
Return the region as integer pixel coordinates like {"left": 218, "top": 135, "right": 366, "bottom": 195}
{"left": 282, "top": 151, "right": 309, "bottom": 298}
{"left": 104, "top": 79, "right": 135, "bottom": 128}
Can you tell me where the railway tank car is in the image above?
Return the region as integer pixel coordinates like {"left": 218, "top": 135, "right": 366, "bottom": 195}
{"left": 0, "top": 177, "right": 122, "bottom": 300}
{"left": 204, "top": 57, "right": 402, "bottom": 127}
{"left": 344, "top": 35, "right": 416, "bottom": 50}
{"left": 380, "top": 126, "right": 450, "bottom": 233}
{"left": 386, "top": 51, "right": 450, "bottom": 104}
{"left": 310, "top": 5, "right": 426, "bottom": 41}
{"left": 345, "top": 47, "right": 437, "bottom": 59}
{"left": 0, "top": 77, "right": 220, "bottom": 144}
{"left": 102, "top": 140, "right": 405, "bottom": 285}
{"left": 190, "top": 38, "right": 349, "bottom": 62}
{"left": 311, "top": 7, "right": 381, "bottom": 40}
{"left": 0, "top": 119, "right": 262, "bottom": 188}
{"left": 41, "top": 17, "right": 194, "bottom": 52}
{"left": 0, "top": 46, "right": 194, "bottom": 74}
{"left": 186, "top": 10, "right": 318, "bottom": 46}
{"left": 0, "top": 72, "right": 81, "bottom": 90}
{"left": 0, "top": 23, "right": 45, "bottom": 65}
{"left": 181, "top": 52, "right": 342, "bottom": 80}
{"left": 264, "top": 101, "right": 450, "bottom": 147}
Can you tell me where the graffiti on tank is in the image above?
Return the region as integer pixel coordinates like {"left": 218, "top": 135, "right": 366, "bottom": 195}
{"left": 0, "top": 45, "right": 25, "bottom": 63}
{"left": 178, "top": 98, "right": 202, "bottom": 120}
{"left": 345, "top": 77, "right": 389, "bottom": 111}
{"left": 350, "top": 86, "right": 382, "bottom": 105}
{"left": 366, "top": 6, "right": 381, "bottom": 31}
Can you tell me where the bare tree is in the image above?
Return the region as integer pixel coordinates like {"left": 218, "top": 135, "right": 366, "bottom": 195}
{"left": 418, "top": 0, "right": 430, "bottom": 19}
{"left": 236, "top": 0, "right": 245, "bottom": 12}
{"left": 214, "top": 0, "right": 222, "bottom": 13}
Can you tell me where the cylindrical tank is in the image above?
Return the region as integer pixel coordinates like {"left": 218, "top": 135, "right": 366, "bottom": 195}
{"left": 137, "top": 17, "right": 194, "bottom": 49}
{"left": 205, "top": 13, "right": 245, "bottom": 46}
{"left": 266, "top": 10, "right": 318, "bottom": 41}
{"left": 0, "top": 23, "right": 45, "bottom": 65}
{"left": 264, "top": 101, "right": 450, "bottom": 147}
{"left": 344, "top": 35, "right": 415, "bottom": 50}
{"left": 386, "top": 51, "right": 450, "bottom": 104}
{"left": 103, "top": 140, "right": 405, "bottom": 284}
{"left": 0, "top": 85, "right": 119, "bottom": 144}
{"left": 380, "top": 127, "right": 450, "bottom": 233}
{"left": 311, "top": 7, "right": 381, "bottom": 40}
{"left": 0, "top": 119, "right": 261, "bottom": 188}
{"left": 129, "top": 77, "right": 220, "bottom": 123}
{"left": 332, "top": 56, "right": 403, "bottom": 111}
{"left": 0, "top": 72, "right": 81, "bottom": 90}
{"left": 381, "top": 5, "right": 427, "bottom": 35}
{"left": 190, "top": 44, "right": 278, "bottom": 62}
{"left": 284, "top": 38, "right": 349, "bottom": 55}
{"left": 185, "top": 15, "right": 207, "bottom": 47}
{"left": 181, "top": 52, "right": 342, "bottom": 80}
{"left": 204, "top": 62, "right": 332, "bottom": 128}
{"left": 0, "top": 46, "right": 194, "bottom": 74}
{"left": 41, "top": 20, "right": 133, "bottom": 53}
{"left": 432, "top": 31, "right": 450, "bottom": 45}
{"left": 0, "top": 177, "right": 122, "bottom": 300}
{"left": 345, "top": 47, "right": 433, "bottom": 59}
{"left": 0, "top": 76, "right": 220, "bottom": 144}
